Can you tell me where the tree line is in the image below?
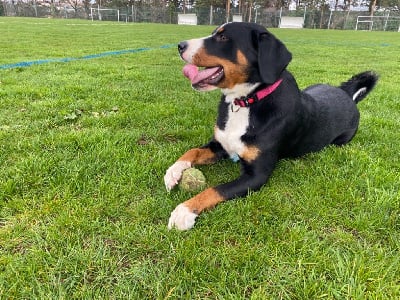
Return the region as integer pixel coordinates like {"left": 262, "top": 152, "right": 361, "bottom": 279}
{"left": 81, "top": 0, "right": 399, "bottom": 12}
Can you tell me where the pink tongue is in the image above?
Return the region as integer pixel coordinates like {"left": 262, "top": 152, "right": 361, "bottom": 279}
{"left": 182, "top": 64, "right": 220, "bottom": 85}
{"left": 182, "top": 64, "right": 198, "bottom": 81}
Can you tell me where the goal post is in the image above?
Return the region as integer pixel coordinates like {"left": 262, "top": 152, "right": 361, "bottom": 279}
{"left": 278, "top": 7, "right": 305, "bottom": 29}
{"left": 356, "top": 15, "right": 400, "bottom": 31}
{"left": 90, "top": 6, "right": 120, "bottom": 21}
{"left": 355, "top": 16, "right": 373, "bottom": 31}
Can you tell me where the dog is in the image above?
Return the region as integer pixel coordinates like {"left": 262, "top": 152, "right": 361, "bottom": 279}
{"left": 164, "top": 22, "right": 378, "bottom": 230}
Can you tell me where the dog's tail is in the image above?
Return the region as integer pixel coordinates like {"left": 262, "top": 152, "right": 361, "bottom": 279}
{"left": 339, "top": 71, "right": 378, "bottom": 104}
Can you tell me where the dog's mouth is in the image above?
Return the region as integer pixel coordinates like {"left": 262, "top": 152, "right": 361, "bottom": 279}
{"left": 182, "top": 64, "right": 224, "bottom": 91}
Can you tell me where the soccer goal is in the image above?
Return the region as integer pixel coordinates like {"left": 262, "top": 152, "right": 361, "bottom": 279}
{"left": 356, "top": 15, "right": 400, "bottom": 31}
{"left": 90, "top": 7, "right": 121, "bottom": 21}
{"left": 278, "top": 7, "right": 305, "bottom": 29}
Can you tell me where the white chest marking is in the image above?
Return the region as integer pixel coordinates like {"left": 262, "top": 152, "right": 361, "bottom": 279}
{"left": 214, "top": 83, "right": 258, "bottom": 158}
{"left": 215, "top": 106, "right": 249, "bottom": 159}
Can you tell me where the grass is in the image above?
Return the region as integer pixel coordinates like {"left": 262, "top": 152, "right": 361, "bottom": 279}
{"left": 0, "top": 17, "right": 399, "bottom": 298}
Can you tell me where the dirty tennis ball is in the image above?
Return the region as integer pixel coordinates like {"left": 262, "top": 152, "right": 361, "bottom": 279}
{"left": 179, "top": 168, "right": 206, "bottom": 191}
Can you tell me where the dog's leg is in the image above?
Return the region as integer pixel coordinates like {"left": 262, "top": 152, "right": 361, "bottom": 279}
{"left": 168, "top": 152, "right": 278, "bottom": 230}
{"left": 168, "top": 188, "right": 224, "bottom": 230}
{"left": 164, "top": 140, "right": 227, "bottom": 191}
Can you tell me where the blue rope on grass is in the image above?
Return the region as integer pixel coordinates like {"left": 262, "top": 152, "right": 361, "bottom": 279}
{"left": 0, "top": 44, "right": 174, "bottom": 70}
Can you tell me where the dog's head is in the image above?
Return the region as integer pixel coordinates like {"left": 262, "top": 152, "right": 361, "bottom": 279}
{"left": 178, "top": 22, "right": 292, "bottom": 92}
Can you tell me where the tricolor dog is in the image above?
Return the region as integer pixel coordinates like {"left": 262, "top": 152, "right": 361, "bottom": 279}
{"left": 164, "top": 22, "right": 378, "bottom": 230}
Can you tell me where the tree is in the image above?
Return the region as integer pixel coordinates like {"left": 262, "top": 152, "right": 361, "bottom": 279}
{"left": 369, "top": 0, "right": 377, "bottom": 14}
{"left": 195, "top": 0, "right": 226, "bottom": 8}
{"left": 67, "top": 0, "right": 81, "bottom": 16}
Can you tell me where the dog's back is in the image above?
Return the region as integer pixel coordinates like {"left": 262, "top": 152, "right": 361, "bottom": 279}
{"left": 291, "top": 71, "right": 379, "bottom": 156}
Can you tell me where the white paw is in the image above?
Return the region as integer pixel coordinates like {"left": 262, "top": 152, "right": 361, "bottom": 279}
{"left": 168, "top": 204, "right": 198, "bottom": 231}
{"left": 164, "top": 161, "right": 191, "bottom": 191}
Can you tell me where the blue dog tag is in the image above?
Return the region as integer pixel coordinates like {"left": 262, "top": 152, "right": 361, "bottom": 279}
{"left": 230, "top": 153, "right": 240, "bottom": 163}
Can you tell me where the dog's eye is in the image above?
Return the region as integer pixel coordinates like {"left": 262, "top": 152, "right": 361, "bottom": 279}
{"left": 216, "top": 34, "right": 228, "bottom": 42}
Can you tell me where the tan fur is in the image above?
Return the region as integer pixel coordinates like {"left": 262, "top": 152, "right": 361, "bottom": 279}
{"left": 241, "top": 146, "right": 261, "bottom": 162}
{"left": 192, "top": 49, "right": 249, "bottom": 89}
{"left": 183, "top": 188, "right": 225, "bottom": 214}
{"left": 177, "top": 148, "right": 217, "bottom": 165}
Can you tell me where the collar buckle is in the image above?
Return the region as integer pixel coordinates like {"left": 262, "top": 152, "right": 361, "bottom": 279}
{"left": 234, "top": 95, "right": 257, "bottom": 108}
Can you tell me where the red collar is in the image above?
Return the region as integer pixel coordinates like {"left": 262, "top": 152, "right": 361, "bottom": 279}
{"left": 233, "top": 79, "right": 283, "bottom": 108}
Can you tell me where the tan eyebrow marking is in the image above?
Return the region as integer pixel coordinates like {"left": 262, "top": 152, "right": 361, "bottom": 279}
{"left": 212, "top": 24, "right": 225, "bottom": 35}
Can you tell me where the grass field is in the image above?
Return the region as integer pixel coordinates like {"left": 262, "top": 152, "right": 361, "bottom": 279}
{"left": 0, "top": 17, "right": 399, "bottom": 298}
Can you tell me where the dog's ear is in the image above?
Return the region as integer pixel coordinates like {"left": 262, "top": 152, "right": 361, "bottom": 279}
{"left": 256, "top": 31, "right": 292, "bottom": 84}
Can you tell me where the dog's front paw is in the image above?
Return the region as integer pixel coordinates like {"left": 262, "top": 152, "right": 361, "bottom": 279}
{"left": 168, "top": 203, "right": 198, "bottom": 230}
{"left": 164, "top": 161, "right": 191, "bottom": 191}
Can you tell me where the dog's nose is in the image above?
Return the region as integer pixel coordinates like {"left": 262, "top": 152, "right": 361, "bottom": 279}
{"left": 178, "top": 41, "right": 188, "bottom": 55}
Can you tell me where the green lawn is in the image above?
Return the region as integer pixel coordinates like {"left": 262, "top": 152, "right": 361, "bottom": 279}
{"left": 0, "top": 17, "right": 399, "bottom": 298}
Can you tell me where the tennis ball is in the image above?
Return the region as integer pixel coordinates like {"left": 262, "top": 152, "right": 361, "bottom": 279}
{"left": 179, "top": 168, "right": 206, "bottom": 192}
